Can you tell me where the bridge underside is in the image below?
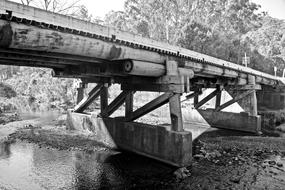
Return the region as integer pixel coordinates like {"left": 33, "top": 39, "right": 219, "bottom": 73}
{"left": 1, "top": 1, "right": 284, "bottom": 167}
{"left": 66, "top": 60, "right": 266, "bottom": 167}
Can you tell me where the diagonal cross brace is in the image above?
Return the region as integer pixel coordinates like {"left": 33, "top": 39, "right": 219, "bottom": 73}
{"left": 215, "top": 90, "right": 255, "bottom": 111}
{"left": 126, "top": 92, "right": 174, "bottom": 122}
{"left": 195, "top": 89, "right": 219, "bottom": 109}
{"left": 100, "top": 90, "right": 131, "bottom": 117}
{"left": 74, "top": 84, "right": 104, "bottom": 113}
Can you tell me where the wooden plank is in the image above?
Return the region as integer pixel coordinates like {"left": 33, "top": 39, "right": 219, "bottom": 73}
{"left": 0, "top": 58, "right": 65, "bottom": 68}
{"left": 195, "top": 89, "right": 218, "bottom": 109}
{"left": 0, "top": 48, "right": 106, "bottom": 65}
{"left": 101, "top": 91, "right": 130, "bottom": 117}
{"left": 121, "top": 83, "right": 184, "bottom": 93}
{"left": 169, "top": 93, "right": 183, "bottom": 131}
{"left": 216, "top": 90, "right": 254, "bottom": 111}
{"left": 74, "top": 84, "right": 103, "bottom": 113}
{"left": 126, "top": 92, "right": 173, "bottom": 121}
{"left": 0, "top": 0, "right": 283, "bottom": 85}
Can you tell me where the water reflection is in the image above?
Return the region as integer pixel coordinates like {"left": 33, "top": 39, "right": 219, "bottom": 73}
{"left": 0, "top": 141, "right": 11, "bottom": 159}
{"left": 0, "top": 142, "right": 127, "bottom": 190}
{"left": 0, "top": 141, "right": 173, "bottom": 190}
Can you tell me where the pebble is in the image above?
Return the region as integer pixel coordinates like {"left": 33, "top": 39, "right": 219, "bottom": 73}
{"left": 230, "top": 176, "right": 241, "bottom": 184}
{"left": 194, "top": 154, "right": 204, "bottom": 160}
{"left": 173, "top": 167, "right": 191, "bottom": 180}
{"left": 268, "top": 160, "right": 276, "bottom": 165}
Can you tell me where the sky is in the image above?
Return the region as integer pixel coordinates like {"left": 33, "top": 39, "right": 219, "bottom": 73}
{"left": 82, "top": 0, "right": 285, "bottom": 20}
{"left": 81, "top": 0, "right": 125, "bottom": 19}
{"left": 10, "top": 0, "right": 285, "bottom": 20}
{"left": 253, "top": 0, "right": 285, "bottom": 20}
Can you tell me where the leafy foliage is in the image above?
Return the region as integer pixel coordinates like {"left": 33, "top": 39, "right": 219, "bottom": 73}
{"left": 1, "top": 0, "right": 285, "bottom": 114}
{"left": 1, "top": 67, "right": 78, "bottom": 113}
{"left": 105, "top": 0, "right": 285, "bottom": 74}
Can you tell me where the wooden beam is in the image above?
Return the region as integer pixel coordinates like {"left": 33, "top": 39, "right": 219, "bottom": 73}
{"left": 74, "top": 84, "right": 103, "bottom": 113}
{"left": 215, "top": 90, "right": 222, "bottom": 108}
{"left": 216, "top": 90, "right": 254, "bottom": 112}
{"left": 194, "top": 92, "right": 199, "bottom": 106}
{"left": 182, "top": 92, "right": 195, "bottom": 102}
{"left": 100, "top": 84, "right": 108, "bottom": 113}
{"left": 195, "top": 89, "right": 218, "bottom": 109}
{"left": 125, "top": 91, "right": 134, "bottom": 118}
{"left": 126, "top": 92, "right": 174, "bottom": 122}
{"left": 0, "top": 0, "right": 282, "bottom": 86}
{"left": 101, "top": 91, "right": 130, "bottom": 117}
{"left": 123, "top": 60, "right": 194, "bottom": 78}
{"left": 248, "top": 75, "right": 258, "bottom": 116}
{"left": 169, "top": 93, "right": 183, "bottom": 131}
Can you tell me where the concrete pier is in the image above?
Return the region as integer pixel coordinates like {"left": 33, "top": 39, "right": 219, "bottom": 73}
{"left": 198, "top": 109, "right": 261, "bottom": 133}
{"left": 67, "top": 111, "right": 192, "bottom": 167}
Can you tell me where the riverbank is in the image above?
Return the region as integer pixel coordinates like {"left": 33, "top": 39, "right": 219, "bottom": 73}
{"left": 0, "top": 115, "right": 285, "bottom": 189}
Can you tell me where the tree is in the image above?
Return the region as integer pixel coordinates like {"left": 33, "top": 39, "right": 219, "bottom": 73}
{"left": 13, "top": 0, "right": 82, "bottom": 15}
{"left": 20, "top": 0, "right": 34, "bottom": 5}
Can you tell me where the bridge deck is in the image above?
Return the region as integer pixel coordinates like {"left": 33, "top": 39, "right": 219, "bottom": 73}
{"left": 0, "top": 0, "right": 284, "bottom": 86}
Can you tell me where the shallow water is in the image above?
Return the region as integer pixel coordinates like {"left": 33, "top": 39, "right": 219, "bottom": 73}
{"left": 0, "top": 141, "right": 172, "bottom": 190}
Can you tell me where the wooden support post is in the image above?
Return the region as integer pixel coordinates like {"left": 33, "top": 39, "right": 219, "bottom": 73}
{"left": 125, "top": 91, "right": 134, "bottom": 118}
{"left": 77, "top": 87, "right": 84, "bottom": 104}
{"left": 195, "top": 89, "right": 218, "bottom": 109}
{"left": 74, "top": 84, "right": 103, "bottom": 113}
{"left": 169, "top": 93, "right": 183, "bottom": 132}
{"left": 215, "top": 90, "right": 221, "bottom": 108}
{"left": 126, "top": 92, "right": 173, "bottom": 122}
{"left": 248, "top": 75, "right": 258, "bottom": 116}
{"left": 100, "top": 83, "right": 109, "bottom": 113}
{"left": 193, "top": 88, "right": 202, "bottom": 106}
{"left": 215, "top": 85, "right": 223, "bottom": 109}
{"left": 76, "top": 82, "right": 86, "bottom": 104}
{"left": 194, "top": 92, "right": 199, "bottom": 106}
{"left": 101, "top": 90, "right": 130, "bottom": 117}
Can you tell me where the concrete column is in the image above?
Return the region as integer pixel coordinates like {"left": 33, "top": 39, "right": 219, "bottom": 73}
{"left": 248, "top": 75, "right": 258, "bottom": 116}
{"left": 169, "top": 93, "right": 183, "bottom": 132}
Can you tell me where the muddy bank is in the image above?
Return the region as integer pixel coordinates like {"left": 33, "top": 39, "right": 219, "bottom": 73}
{"left": 0, "top": 112, "right": 20, "bottom": 125}
{"left": 1, "top": 117, "right": 285, "bottom": 189}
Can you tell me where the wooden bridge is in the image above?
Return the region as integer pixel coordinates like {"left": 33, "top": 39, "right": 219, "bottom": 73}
{"left": 1, "top": 0, "right": 284, "bottom": 167}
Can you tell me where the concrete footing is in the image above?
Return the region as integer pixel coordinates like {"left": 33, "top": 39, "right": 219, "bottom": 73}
{"left": 67, "top": 111, "right": 192, "bottom": 167}
{"left": 198, "top": 109, "right": 261, "bottom": 133}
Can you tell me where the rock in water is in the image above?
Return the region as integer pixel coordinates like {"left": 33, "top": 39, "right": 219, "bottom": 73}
{"left": 173, "top": 167, "right": 191, "bottom": 180}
